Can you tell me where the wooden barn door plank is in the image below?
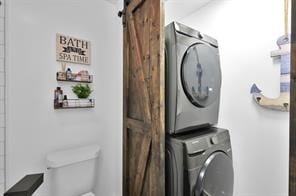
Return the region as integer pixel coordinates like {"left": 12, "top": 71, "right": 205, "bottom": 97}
{"left": 123, "top": 10, "right": 130, "bottom": 195}
{"left": 122, "top": 0, "right": 165, "bottom": 195}
{"left": 290, "top": 0, "right": 296, "bottom": 194}
{"left": 148, "top": 0, "right": 165, "bottom": 195}
{"left": 132, "top": 135, "right": 151, "bottom": 196}
{"left": 127, "top": 16, "right": 152, "bottom": 123}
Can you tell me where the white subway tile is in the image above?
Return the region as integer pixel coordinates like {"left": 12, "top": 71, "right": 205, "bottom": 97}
{"left": 0, "top": 156, "right": 4, "bottom": 169}
{"left": 0, "top": 128, "right": 4, "bottom": 141}
{"left": 0, "top": 18, "right": 3, "bottom": 32}
{"left": 0, "top": 87, "right": 3, "bottom": 100}
{"left": 0, "top": 114, "right": 4, "bottom": 127}
{"left": 0, "top": 73, "right": 3, "bottom": 86}
{"left": 0, "top": 170, "right": 4, "bottom": 183}
{"left": 0, "top": 100, "right": 3, "bottom": 113}
{"left": 0, "top": 186, "right": 3, "bottom": 195}
{"left": 0, "top": 142, "right": 4, "bottom": 155}
{"left": 0, "top": 101, "right": 3, "bottom": 114}
{"left": 0, "top": 45, "right": 3, "bottom": 58}
{"left": 0, "top": 1, "right": 4, "bottom": 188}
{"left": 0, "top": 58, "right": 3, "bottom": 72}
{"left": 0, "top": 183, "right": 3, "bottom": 195}
{"left": 0, "top": 32, "right": 3, "bottom": 44}
{"left": 0, "top": 1, "right": 4, "bottom": 18}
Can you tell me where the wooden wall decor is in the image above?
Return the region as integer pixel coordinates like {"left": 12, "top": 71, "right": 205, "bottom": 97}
{"left": 56, "top": 34, "right": 91, "bottom": 65}
{"left": 291, "top": 0, "right": 296, "bottom": 194}
{"left": 251, "top": 0, "right": 291, "bottom": 112}
{"left": 121, "top": 0, "right": 165, "bottom": 195}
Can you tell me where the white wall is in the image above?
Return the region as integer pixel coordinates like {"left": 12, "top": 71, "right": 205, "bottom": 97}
{"left": 5, "top": 0, "right": 122, "bottom": 195}
{"left": 0, "top": 0, "right": 6, "bottom": 194}
{"left": 164, "top": 0, "right": 212, "bottom": 25}
{"left": 178, "top": 0, "right": 289, "bottom": 196}
{"left": 4, "top": 0, "right": 290, "bottom": 195}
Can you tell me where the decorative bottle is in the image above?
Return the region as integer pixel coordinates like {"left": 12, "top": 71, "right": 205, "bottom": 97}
{"left": 54, "top": 87, "right": 60, "bottom": 107}
{"left": 58, "top": 88, "right": 63, "bottom": 107}
{"left": 63, "top": 95, "right": 69, "bottom": 107}
{"left": 66, "top": 68, "right": 72, "bottom": 80}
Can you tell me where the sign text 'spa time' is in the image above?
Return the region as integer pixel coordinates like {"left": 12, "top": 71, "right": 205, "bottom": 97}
{"left": 56, "top": 34, "right": 91, "bottom": 65}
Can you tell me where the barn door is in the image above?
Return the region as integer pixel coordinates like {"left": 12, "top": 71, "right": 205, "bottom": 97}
{"left": 291, "top": 0, "right": 296, "bottom": 195}
{"left": 121, "top": 0, "right": 165, "bottom": 195}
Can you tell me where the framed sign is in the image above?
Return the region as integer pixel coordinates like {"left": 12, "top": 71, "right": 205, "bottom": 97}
{"left": 56, "top": 33, "right": 91, "bottom": 65}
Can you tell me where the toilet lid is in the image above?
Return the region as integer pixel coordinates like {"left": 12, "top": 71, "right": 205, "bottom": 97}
{"left": 195, "top": 152, "right": 234, "bottom": 196}
{"left": 181, "top": 43, "right": 221, "bottom": 108}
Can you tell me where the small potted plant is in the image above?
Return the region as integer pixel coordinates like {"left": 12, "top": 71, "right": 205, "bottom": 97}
{"left": 72, "top": 84, "right": 93, "bottom": 99}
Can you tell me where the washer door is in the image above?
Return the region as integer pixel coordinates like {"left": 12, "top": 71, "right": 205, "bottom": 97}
{"left": 195, "top": 152, "right": 234, "bottom": 196}
{"left": 181, "top": 43, "right": 221, "bottom": 108}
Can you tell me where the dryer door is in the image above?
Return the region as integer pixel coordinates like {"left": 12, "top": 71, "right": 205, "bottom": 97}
{"left": 195, "top": 152, "right": 234, "bottom": 196}
{"left": 181, "top": 43, "right": 221, "bottom": 108}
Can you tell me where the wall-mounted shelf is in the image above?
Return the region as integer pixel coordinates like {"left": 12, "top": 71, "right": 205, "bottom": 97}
{"left": 54, "top": 99, "right": 95, "bottom": 109}
{"left": 56, "top": 72, "right": 93, "bottom": 83}
{"left": 57, "top": 78, "right": 93, "bottom": 83}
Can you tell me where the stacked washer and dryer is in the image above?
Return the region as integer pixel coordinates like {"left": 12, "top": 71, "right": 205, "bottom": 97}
{"left": 165, "top": 22, "right": 234, "bottom": 196}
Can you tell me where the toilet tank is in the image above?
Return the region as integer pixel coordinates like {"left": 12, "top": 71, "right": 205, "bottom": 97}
{"left": 46, "top": 144, "right": 100, "bottom": 196}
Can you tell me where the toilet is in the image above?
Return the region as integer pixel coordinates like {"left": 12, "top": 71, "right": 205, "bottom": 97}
{"left": 46, "top": 144, "right": 100, "bottom": 196}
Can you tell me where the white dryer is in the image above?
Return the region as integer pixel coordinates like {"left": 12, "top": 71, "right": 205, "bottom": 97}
{"left": 165, "top": 22, "right": 222, "bottom": 135}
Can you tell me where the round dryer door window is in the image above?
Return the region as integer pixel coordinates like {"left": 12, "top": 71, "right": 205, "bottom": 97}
{"left": 181, "top": 43, "right": 221, "bottom": 108}
{"left": 195, "top": 152, "right": 234, "bottom": 196}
